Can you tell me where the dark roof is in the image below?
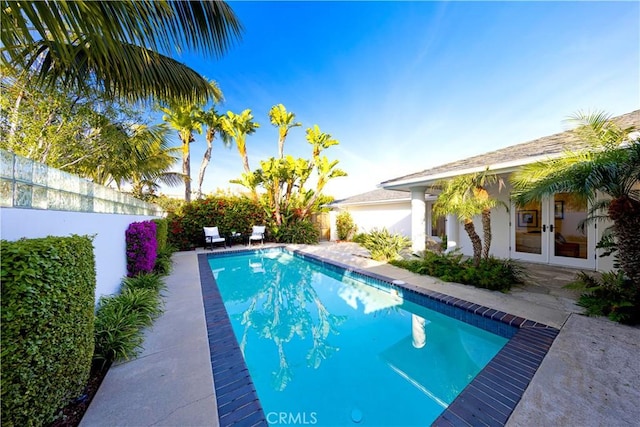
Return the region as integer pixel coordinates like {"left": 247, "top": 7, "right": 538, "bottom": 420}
{"left": 330, "top": 189, "right": 410, "bottom": 206}
{"left": 381, "top": 110, "right": 640, "bottom": 188}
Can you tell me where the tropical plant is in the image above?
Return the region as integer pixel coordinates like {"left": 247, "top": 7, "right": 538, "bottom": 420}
{"left": 1, "top": 69, "right": 182, "bottom": 191}
{"left": 511, "top": 111, "right": 640, "bottom": 287}
{"left": 470, "top": 169, "right": 505, "bottom": 260}
{"left": 122, "top": 273, "right": 167, "bottom": 294}
{"left": 432, "top": 176, "right": 485, "bottom": 266}
{"left": 357, "top": 228, "right": 411, "bottom": 262}
{"left": 272, "top": 219, "right": 319, "bottom": 244}
{"left": 221, "top": 109, "right": 260, "bottom": 174}
{"left": 567, "top": 271, "right": 639, "bottom": 324}
{"left": 160, "top": 103, "right": 203, "bottom": 202}
{"left": 268, "top": 104, "right": 301, "bottom": 224}
{"left": 269, "top": 103, "right": 301, "bottom": 159}
{"left": 125, "top": 221, "right": 158, "bottom": 277}
{"left": 197, "top": 99, "right": 230, "bottom": 198}
{"left": 391, "top": 252, "right": 524, "bottom": 292}
{"left": 1, "top": 0, "right": 242, "bottom": 104}
{"left": 336, "top": 211, "right": 357, "bottom": 241}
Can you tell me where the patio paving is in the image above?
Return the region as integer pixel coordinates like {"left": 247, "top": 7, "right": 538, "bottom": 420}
{"left": 81, "top": 242, "right": 640, "bottom": 426}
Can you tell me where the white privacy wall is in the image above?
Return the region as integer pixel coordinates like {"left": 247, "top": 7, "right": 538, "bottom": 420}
{"left": 1, "top": 208, "right": 158, "bottom": 299}
{"left": 331, "top": 201, "right": 412, "bottom": 240}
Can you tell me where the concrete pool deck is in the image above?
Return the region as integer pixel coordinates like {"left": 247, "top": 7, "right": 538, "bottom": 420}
{"left": 81, "top": 243, "right": 640, "bottom": 426}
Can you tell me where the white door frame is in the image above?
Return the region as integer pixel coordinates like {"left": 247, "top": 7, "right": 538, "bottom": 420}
{"left": 511, "top": 195, "right": 596, "bottom": 269}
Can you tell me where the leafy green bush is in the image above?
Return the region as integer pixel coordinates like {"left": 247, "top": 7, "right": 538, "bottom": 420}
{"left": 168, "top": 195, "right": 266, "bottom": 250}
{"left": 336, "top": 211, "right": 357, "bottom": 241}
{"left": 357, "top": 228, "right": 411, "bottom": 261}
{"left": 152, "top": 218, "right": 168, "bottom": 252}
{"left": 154, "top": 245, "right": 175, "bottom": 275}
{"left": 391, "top": 251, "right": 523, "bottom": 292}
{"left": 567, "top": 271, "right": 639, "bottom": 324}
{"left": 93, "top": 285, "right": 164, "bottom": 366}
{"left": 273, "top": 220, "right": 319, "bottom": 244}
{"left": 1, "top": 236, "right": 96, "bottom": 427}
{"left": 122, "top": 273, "right": 167, "bottom": 294}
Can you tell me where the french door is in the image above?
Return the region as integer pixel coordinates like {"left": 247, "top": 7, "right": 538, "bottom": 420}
{"left": 511, "top": 193, "right": 595, "bottom": 269}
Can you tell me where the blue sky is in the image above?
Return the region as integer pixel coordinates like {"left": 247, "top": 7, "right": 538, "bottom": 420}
{"left": 166, "top": 1, "right": 639, "bottom": 199}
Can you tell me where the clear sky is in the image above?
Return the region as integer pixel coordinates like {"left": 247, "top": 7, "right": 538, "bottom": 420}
{"left": 165, "top": 0, "right": 640, "bottom": 200}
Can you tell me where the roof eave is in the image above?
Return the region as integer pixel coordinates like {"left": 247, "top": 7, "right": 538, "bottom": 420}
{"left": 380, "top": 152, "right": 566, "bottom": 190}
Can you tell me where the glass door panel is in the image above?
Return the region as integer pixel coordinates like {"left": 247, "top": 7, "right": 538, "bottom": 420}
{"left": 515, "top": 200, "right": 542, "bottom": 255}
{"left": 552, "top": 193, "right": 588, "bottom": 260}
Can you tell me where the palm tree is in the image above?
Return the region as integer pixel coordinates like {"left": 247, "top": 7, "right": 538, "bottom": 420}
{"left": 221, "top": 109, "right": 260, "bottom": 174}
{"left": 126, "top": 124, "right": 183, "bottom": 199}
{"left": 267, "top": 104, "right": 301, "bottom": 223}
{"left": 160, "top": 103, "right": 203, "bottom": 202}
{"left": 470, "top": 170, "right": 504, "bottom": 260}
{"left": 432, "top": 175, "right": 485, "bottom": 266}
{"left": 192, "top": 81, "right": 226, "bottom": 199}
{"left": 196, "top": 106, "right": 230, "bottom": 199}
{"left": 511, "top": 111, "right": 640, "bottom": 286}
{"left": 1, "top": 1, "right": 242, "bottom": 104}
{"left": 269, "top": 104, "right": 301, "bottom": 159}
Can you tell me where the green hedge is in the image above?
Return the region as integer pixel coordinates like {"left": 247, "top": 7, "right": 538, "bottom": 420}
{"left": 1, "top": 235, "right": 96, "bottom": 427}
{"left": 152, "top": 218, "right": 168, "bottom": 252}
{"left": 168, "top": 195, "right": 266, "bottom": 250}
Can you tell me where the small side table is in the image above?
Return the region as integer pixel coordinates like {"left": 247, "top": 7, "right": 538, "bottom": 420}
{"left": 227, "top": 232, "right": 246, "bottom": 247}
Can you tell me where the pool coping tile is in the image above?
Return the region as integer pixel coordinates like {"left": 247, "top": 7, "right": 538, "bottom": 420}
{"left": 199, "top": 248, "right": 560, "bottom": 427}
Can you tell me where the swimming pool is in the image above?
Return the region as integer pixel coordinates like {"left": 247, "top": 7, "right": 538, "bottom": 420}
{"left": 198, "top": 247, "right": 559, "bottom": 426}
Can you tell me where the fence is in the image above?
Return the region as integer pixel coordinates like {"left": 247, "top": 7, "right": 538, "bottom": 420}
{"left": 0, "top": 150, "right": 164, "bottom": 298}
{"left": 0, "top": 149, "right": 163, "bottom": 216}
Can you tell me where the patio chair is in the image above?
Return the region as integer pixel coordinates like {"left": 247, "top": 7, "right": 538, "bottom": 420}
{"left": 248, "top": 225, "right": 266, "bottom": 246}
{"left": 203, "top": 226, "right": 226, "bottom": 250}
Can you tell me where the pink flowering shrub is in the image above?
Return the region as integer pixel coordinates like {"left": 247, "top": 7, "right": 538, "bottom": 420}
{"left": 126, "top": 221, "right": 157, "bottom": 277}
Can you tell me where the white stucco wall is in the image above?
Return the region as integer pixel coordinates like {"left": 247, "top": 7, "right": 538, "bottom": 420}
{"left": 1, "top": 208, "right": 159, "bottom": 300}
{"left": 332, "top": 201, "right": 412, "bottom": 240}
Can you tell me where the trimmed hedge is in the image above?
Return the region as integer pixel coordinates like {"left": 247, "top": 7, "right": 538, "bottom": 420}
{"left": 168, "top": 195, "right": 266, "bottom": 250}
{"left": 152, "top": 218, "right": 168, "bottom": 252}
{"left": 1, "top": 235, "right": 96, "bottom": 426}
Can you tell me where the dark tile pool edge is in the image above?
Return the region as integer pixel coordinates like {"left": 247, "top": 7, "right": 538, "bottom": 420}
{"left": 201, "top": 248, "right": 561, "bottom": 427}
{"left": 198, "top": 253, "right": 268, "bottom": 427}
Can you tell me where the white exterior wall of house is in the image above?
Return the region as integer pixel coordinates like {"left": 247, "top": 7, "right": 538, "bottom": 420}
{"left": 1, "top": 208, "right": 159, "bottom": 300}
{"left": 330, "top": 201, "right": 412, "bottom": 241}
{"left": 439, "top": 179, "right": 616, "bottom": 271}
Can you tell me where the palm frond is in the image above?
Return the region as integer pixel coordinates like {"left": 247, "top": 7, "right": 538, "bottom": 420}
{"left": 1, "top": 0, "right": 242, "bottom": 103}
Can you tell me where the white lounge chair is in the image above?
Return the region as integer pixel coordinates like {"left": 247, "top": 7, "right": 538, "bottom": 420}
{"left": 248, "top": 225, "right": 265, "bottom": 246}
{"left": 203, "top": 226, "right": 226, "bottom": 250}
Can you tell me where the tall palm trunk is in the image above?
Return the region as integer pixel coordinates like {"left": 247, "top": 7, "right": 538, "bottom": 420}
{"left": 196, "top": 130, "right": 214, "bottom": 199}
{"left": 463, "top": 220, "right": 483, "bottom": 267}
{"left": 180, "top": 132, "right": 192, "bottom": 202}
{"left": 481, "top": 208, "right": 492, "bottom": 260}
{"left": 609, "top": 196, "right": 640, "bottom": 288}
{"left": 278, "top": 134, "right": 285, "bottom": 159}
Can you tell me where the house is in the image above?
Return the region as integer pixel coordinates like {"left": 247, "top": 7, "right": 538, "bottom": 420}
{"left": 332, "top": 110, "right": 639, "bottom": 271}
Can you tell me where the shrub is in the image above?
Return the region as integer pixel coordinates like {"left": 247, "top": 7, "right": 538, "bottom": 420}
{"left": 273, "top": 220, "right": 319, "bottom": 244}
{"left": 357, "top": 228, "right": 411, "bottom": 261}
{"left": 152, "top": 218, "right": 168, "bottom": 252}
{"left": 93, "top": 285, "right": 164, "bottom": 366}
{"left": 154, "top": 245, "right": 175, "bottom": 276}
{"left": 567, "top": 271, "right": 639, "bottom": 324}
{"left": 391, "top": 251, "right": 523, "bottom": 292}
{"left": 122, "top": 273, "right": 167, "bottom": 294}
{"left": 1, "top": 236, "right": 96, "bottom": 427}
{"left": 167, "top": 195, "right": 266, "bottom": 250}
{"left": 126, "top": 221, "right": 158, "bottom": 276}
{"left": 336, "top": 211, "right": 357, "bottom": 241}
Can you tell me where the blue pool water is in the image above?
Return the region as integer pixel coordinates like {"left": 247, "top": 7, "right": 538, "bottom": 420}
{"left": 209, "top": 250, "right": 508, "bottom": 426}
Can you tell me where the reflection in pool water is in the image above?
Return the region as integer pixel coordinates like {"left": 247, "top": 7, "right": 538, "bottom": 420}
{"left": 210, "top": 250, "right": 508, "bottom": 426}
